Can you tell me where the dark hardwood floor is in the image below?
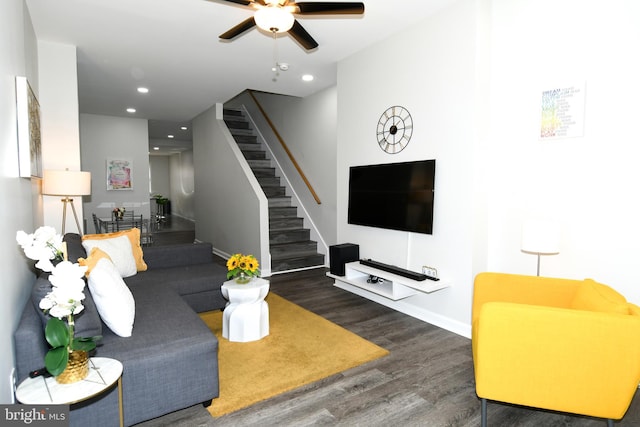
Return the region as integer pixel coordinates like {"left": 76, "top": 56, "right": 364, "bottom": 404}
{"left": 135, "top": 265, "right": 640, "bottom": 427}
{"left": 149, "top": 215, "right": 195, "bottom": 246}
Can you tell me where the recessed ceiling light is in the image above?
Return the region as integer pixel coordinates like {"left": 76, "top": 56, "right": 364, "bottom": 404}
{"left": 126, "top": 108, "right": 136, "bottom": 113}
{"left": 137, "top": 87, "right": 149, "bottom": 94}
{"left": 302, "top": 74, "right": 314, "bottom": 82}
{"left": 167, "top": 135, "right": 174, "bottom": 139}
{"left": 153, "top": 147, "right": 159, "bottom": 151}
{"left": 180, "top": 126, "right": 188, "bottom": 131}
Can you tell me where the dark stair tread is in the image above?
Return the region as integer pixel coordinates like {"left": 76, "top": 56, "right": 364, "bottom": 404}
{"left": 238, "top": 143, "right": 263, "bottom": 151}
{"left": 269, "top": 229, "right": 310, "bottom": 244}
{"left": 253, "top": 168, "right": 277, "bottom": 178}
{"left": 223, "top": 108, "right": 243, "bottom": 116}
{"left": 271, "top": 254, "right": 325, "bottom": 272}
{"left": 263, "top": 187, "right": 286, "bottom": 197}
{"left": 244, "top": 151, "right": 267, "bottom": 160}
{"left": 269, "top": 207, "right": 298, "bottom": 218}
{"left": 270, "top": 240, "right": 318, "bottom": 257}
{"left": 233, "top": 134, "right": 258, "bottom": 142}
{"left": 268, "top": 197, "right": 292, "bottom": 208}
{"left": 269, "top": 217, "right": 304, "bottom": 230}
{"left": 258, "top": 176, "right": 281, "bottom": 186}
{"left": 224, "top": 120, "right": 251, "bottom": 130}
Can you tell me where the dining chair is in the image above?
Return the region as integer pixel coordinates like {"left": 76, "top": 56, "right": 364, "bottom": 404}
{"left": 92, "top": 213, "right": 102, "bottom": 233}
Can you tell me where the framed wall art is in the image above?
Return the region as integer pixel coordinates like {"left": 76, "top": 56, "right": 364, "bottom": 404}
{"left": 106, "top": 158, "right": 133, "bottom": 190}
{"left": 540, "top": 82, "right": 586, "bottom": 140}
{"left": 16, "top": 76, "right": 42, "bottom": 178}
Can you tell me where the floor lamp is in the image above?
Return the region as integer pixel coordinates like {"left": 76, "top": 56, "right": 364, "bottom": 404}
{"left": 43, "top": 169, "right": 92, "bottom": 235}
{"left": 521, "top": 219, "right": 560, "bottom": 276}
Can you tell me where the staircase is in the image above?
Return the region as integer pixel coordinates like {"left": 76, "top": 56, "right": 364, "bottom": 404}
{"left": 223, "top": 108, "right": 325, "bottom": 273}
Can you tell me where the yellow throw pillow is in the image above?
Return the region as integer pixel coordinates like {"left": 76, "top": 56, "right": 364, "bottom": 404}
{"left": 571, "top": 279, "right": 629, "bottom": 315}
{"left": 78, "top": 247, "right": 112, "bottom": 277}
{"left": 82, "top": 228, "right": 147, "bottom": 272}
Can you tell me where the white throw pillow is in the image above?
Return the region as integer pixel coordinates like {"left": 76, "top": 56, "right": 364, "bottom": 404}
{"left": 83, "top": 234, "right": 137, "bottom": 278}
{"left": 88, "top": 258, "right": 135, "bottom": 337}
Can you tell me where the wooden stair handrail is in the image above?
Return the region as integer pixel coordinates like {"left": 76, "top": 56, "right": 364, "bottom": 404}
{"left": 248, "top": 90, "right": 321, "bottom": 205}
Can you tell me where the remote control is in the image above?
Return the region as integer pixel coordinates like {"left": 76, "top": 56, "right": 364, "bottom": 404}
{"left": 29, "top": 367, "right": 51, "bottom": 378}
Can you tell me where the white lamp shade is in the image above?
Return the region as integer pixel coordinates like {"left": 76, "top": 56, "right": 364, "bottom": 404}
{"left": 521, "top": 219, "right": 560, "bottom": 255}
{"left": 43, "top": 170, "right": 92, "bottom": 196}
{"left": 255, "top": 6, "right": 294, "bottom": 33}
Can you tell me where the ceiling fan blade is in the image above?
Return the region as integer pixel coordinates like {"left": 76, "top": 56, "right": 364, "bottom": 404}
{"left": 293, "top": 2, "right": 364, "bottom": 15}
{"left": 288, "top": 20, "right": 318, "bottom": 50}
{"left": 217, "top": 0, "right": 253, "bottom": 5}
{"left": 219, "top": 16, "right": 256, "bottom": 40}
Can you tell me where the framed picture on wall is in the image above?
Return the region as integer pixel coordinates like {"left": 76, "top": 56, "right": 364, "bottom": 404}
{"left": 106, "top": 158, "right": 133, "bottom": 190}
{"left": 16, "top": 76, "right": 42, "bottom": 178}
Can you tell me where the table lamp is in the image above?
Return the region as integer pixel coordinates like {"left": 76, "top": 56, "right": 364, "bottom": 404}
{"left": 521, "top": 219, "right": 560, "bottom": 276}
{"left": 43, "top": 169, "right": 91, "bottom": 235}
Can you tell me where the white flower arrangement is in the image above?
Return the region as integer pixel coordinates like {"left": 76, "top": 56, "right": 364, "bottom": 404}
{"left": 16, "top": 226, "right": 100, "bottom": 376}
{"left": 39, "top": 261, "right": 88, "bottom": 319}
{"left": 16, "top": 226, "right": 64, "bottom": 272}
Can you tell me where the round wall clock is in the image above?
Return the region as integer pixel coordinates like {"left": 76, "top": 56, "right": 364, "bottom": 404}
{"left": 376, "top": 106, "right": 413, "bottom": 154}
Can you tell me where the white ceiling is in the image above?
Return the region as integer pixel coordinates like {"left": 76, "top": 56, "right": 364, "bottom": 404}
{"left": 25, "top": 0, "right": 455, "bottom": 154}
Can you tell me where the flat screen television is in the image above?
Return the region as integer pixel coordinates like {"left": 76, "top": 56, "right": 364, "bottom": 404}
{"left": 348, "top": 159, "right": 435, "bottom": 234}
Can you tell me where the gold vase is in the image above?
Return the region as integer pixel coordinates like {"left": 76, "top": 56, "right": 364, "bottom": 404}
{"left": 55, "top": 350, "right": 89, "bottom": 384}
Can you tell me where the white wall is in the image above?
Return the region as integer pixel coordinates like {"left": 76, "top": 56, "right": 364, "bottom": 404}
{"left": 80, "top": 114, "right": 151, "bottom": 226}
{"left": 39, "top": 41, "right": 84, "bottom": 234}
{"left": 337, "top": 0, "right": 640, "bottom": 339}
{"left": 337, "top": 0, "right": 478, "bottom": 336}
{"left": 485, "top": 0, "right": 640, "bottom": 304}
{"left": 1, "top": 0, "right": 39, "bottom": 404}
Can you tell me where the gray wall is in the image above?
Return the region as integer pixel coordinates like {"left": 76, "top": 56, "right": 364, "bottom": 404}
{"left": 149, "top": 155, "right": 170, "bottom": 198}
{"left": 251, "top": 87, "right": 338, "bottom": 245}
{"left": 1, "top": 0, "right": 39, "bottom": 403}
{"left": 168, "top": 151, "right": 194, "bottom": 219}
{"left": 193, "top": 104, "right": 269, "bottom": 270}
{"left": 80, "top": 113, "right": 151, "bottom": 231}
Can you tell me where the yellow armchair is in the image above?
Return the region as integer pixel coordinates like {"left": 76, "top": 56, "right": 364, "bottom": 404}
{"left": 472, "top": 272, "right": 640, "bottom": 426}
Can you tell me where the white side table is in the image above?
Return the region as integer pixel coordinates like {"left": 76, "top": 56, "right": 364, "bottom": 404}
{"left": 16, "top": 357, "right": 124, "bottom": 427}
{"left": 221, "top": 278, "right": 270, "bottom": 342}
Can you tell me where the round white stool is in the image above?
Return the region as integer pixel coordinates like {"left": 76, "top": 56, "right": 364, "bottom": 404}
{"left": 221, "top": 278, "right": 269, "bottom": 342}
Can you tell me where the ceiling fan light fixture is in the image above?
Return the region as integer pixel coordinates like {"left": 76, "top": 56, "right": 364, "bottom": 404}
{"left": 255, "top": 6, "right": 294, "bottom": 33}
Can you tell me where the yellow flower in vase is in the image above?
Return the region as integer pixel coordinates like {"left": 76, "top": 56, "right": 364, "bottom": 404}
{"left": 226, "top": 253, "right": 260, "bottom": 284}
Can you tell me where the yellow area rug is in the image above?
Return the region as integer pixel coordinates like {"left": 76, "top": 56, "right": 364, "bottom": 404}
{"left": 199, "top": 293, "right": 389, "bottom": 417}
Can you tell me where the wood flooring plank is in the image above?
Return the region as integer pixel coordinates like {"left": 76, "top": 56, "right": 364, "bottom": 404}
{"left": 138, "top": 266, "right": 640, "bottom": 427}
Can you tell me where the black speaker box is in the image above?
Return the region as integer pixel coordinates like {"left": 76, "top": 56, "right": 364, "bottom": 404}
{"left": 329, "top": 243, "right": 360, "bottom": 276}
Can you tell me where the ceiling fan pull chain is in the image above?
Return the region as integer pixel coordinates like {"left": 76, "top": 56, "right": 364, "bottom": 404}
{"left": 272, "top": 29, "right": 280, "bottom": 81}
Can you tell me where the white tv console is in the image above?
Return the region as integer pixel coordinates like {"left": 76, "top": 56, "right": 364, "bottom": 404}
{"left": 327, "top": 261, "right": 450, "bottom": 301}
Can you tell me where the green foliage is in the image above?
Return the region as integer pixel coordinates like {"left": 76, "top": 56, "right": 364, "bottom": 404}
{"left": 44, "top": 347, "right": 69, "bottom": 377}
{"left": 43, "top": 317, "right": 101, "bottom": 376}
{"left": 44, "top": 317, "right": 68, "bottom": 348}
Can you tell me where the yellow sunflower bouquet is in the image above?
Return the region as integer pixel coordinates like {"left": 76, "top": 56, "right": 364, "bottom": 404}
{"left": 226, "top": 253, "right": 260, "bottom": 284}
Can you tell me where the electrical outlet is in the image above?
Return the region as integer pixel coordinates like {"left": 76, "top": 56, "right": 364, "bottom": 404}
{"left": 422, "top": 265, "right": 438, "bottom": 279}
{"left": 9, "top": 367, "right": 16, "bottom": 403}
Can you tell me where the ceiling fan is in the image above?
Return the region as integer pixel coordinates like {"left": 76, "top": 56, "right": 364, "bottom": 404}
{"left": 217, "top": 0, "right": 365, "bottom": 50}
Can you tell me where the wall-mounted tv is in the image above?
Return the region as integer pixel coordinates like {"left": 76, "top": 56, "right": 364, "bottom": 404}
{"left": 348, "top": 159, "right": 435, "bottom": 234}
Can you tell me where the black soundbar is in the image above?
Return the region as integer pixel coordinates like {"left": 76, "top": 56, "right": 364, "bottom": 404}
{"left": 360, "top": 259, "right": 431, "bottom": 281}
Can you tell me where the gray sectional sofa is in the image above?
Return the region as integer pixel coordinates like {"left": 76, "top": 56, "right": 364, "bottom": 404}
{"left": 14, "top": 233, "right": 229, "bottom": 426}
